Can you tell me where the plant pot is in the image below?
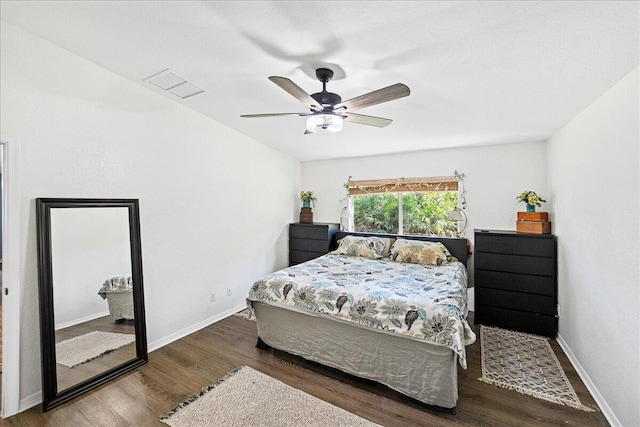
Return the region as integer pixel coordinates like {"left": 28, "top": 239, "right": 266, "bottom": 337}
{"left": 302, "top": 200, "right": 311, "bottom": 208}
{"left": 526, "top": 204, "right": 536, "bottom": 212}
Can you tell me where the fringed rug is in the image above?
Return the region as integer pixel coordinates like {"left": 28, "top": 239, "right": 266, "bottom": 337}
{"left": 479, "top": 326, "right": 595, "bottom": 412}
{"left": 56, "top": 331, "right": 135, "bottom": 368}
{"left": 160, "top": 365, "right": 380, "bottom": 427}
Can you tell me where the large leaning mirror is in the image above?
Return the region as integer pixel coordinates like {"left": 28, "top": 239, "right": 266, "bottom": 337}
{"left": 36, "top": 198, "right": 147, "bottom": 411}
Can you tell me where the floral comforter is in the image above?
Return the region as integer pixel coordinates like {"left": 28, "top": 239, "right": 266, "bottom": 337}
{"left": 97, "top": 275, "right": 132, "bottom": 299}
{"left": 247, "top": 254, "right": 476, "bottom": 368}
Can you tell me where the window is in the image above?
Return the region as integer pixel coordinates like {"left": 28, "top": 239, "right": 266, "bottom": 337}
{"left": 346, "top": 176, "right": 462, "bottom": 237}
{"left": 353, "top": 193, "right": 399, "bottom": 234}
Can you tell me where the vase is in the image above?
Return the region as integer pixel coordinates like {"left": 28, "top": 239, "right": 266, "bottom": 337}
{"left": 526, "top": 204, "right": 536, "bottom": 212}
{"left": 302, "top": 200, "right": 311, "bottom": 208}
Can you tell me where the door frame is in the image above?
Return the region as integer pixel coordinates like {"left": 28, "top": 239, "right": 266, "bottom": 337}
{"left": 1, "top": 134, "right": 21, "bottom": 418}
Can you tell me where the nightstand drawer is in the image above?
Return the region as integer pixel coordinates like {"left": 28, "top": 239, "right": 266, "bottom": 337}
{"left": 290, "top": 224, "right": 333, "bottom": 240}
{"left": 475, "top": 252, "right": 555, "bottom": 276}
{"left": 475, "top": 270, "right": 555, "bottom": 296}
{"left": 476, "top": 305, "right": 557, "bottom": 337}
{"left": 289, "top": 250, "right": 324, "bottom": 265}
{"left": 475, "top": 234, "right": 554, "bottom": 257}
{"left": 476, "top": 288, "right": 555, "bottom": 315}
{"left": 290, "top": 237, "right": 331, "bottom": 253}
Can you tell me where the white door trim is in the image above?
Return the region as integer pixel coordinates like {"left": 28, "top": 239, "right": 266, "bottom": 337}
{"left": 1, "top": 134, "right": 21, "bottom": 418}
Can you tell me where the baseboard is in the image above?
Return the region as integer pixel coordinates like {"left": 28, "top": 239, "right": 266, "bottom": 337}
{"left": 148, "top": 303, "right": 246, "bottom": 352}
{"left": 19, "top": 391, "right": 41, "bottom": 414}
{"left": 556, "top": 333, "right": 621, "bottom": 427}
{"left": 55, "top": 311, "right": 110, "bottom": 331}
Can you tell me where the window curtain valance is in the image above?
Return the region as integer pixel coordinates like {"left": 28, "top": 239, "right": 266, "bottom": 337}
{"left": 346, "top": 176, "right": 459, "bottom": 196}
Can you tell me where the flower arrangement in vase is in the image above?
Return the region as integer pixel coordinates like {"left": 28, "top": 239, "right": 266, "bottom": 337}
{"left": 299, "top": 191, "right": 316, "bottom": 223}
{"left": 300, "top": 191, "right": 317, "bottom": 208}
{"left": 517, "top": 190, "right": 546, "bottom": 212}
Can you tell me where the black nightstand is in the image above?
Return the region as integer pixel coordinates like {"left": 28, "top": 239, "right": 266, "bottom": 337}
{"left": 474, "top": 229, "right": 557, "bottom": 337}
{"left": 289, "top": 223, "right": 339, "bottom": 266}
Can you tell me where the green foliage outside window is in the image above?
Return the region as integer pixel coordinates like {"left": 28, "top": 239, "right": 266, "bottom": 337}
{"left": 353, "top": 192, "right": 459, "bottom": 237}
{"left": 353, "top": 194, "right": 399, "bottom": 234}
{"left": 402, "top": 192, "right": 458, "bottom": 236}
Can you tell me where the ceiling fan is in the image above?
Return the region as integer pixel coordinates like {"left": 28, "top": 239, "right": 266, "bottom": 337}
{"left": 241, "top": 68, "right": 410, "bottom": 134}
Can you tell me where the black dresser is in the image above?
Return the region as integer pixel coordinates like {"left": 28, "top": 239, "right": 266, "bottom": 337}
{"left": 474, "top": 229, "right": 557, "bottom": 337}
{"left": 289, "top": 223, "right": 339, "bottom": 266}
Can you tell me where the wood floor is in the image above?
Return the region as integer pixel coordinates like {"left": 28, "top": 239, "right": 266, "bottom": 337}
{"left": 3, "top": 313, "right": 609, "bottom": 427}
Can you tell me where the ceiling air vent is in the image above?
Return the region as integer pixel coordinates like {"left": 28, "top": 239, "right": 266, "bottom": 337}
{"left": 143, "top": 69, "right": 204, "bottom": 99}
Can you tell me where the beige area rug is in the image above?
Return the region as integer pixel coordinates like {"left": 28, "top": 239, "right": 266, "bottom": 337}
{"left": 479, "top": 326, "right": 595, "bottom": 412}
{"left": 160, "top": 365, "right": 380, "bottom": 427}
{"left": 56, "top": 331, "right": 135, "bottom": 368}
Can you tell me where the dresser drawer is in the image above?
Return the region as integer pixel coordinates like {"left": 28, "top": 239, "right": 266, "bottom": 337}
{"left": 475, "top": 234, "right": 555, "bottom": 257}
{"left": 475, "top": 270, "right": 555, "bottom": 296}
{"left": 289, "top": 223, "right": 339, "bottom": 267}
{"left": 290, "top": 224, "right": 333, "bottom": 240}
{"left": 476, "top": 288, "right": 555, "bottom": 315}
{"left": 289, "top": 250, "right": 324, "bottom": 265}
{"left": 476, "top": 305, "right": 557, "bottom": 338}
{"left": 475, "top": 252, "right": 555, "bottom": 277}
{"left": 290, "top": 237, "right": 331, "bottom": 253}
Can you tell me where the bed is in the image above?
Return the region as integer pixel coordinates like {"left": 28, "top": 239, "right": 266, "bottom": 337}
{"left": 98, "top": 275, "right": 134, "bottom": 322}
{"left": 246, "top": 231, "right": 476, "bottom": 412}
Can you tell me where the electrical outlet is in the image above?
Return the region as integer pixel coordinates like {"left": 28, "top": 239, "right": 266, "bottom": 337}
{"left": 227, "top": 287, "right": 232, "bottom": 296}
{"left": 210, "top": 292, "right": 216, "bottom": 302}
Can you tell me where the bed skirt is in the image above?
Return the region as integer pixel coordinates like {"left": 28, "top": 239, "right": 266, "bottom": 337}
{"left": 106, "top": 290, "right": 134, "bottom": 321}
{"left": 252, "top": 301, "right": 458, "bottom": 409}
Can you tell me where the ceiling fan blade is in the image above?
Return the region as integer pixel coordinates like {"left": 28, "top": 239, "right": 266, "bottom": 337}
{"left": 334, "top": 83, "right": 410, "bottom": 111}
{"left": 343, "top": 112, "right": 393, "bottom": 127}
{"left": 268, "top": 76, "right": 323, "bottom": 110}
{"left": 240, "top": 112, "right": 309, "bottom": 118}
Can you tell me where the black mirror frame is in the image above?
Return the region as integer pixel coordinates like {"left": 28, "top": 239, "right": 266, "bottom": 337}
{"left": 36, "top": 198, "right": 148, "bottom": 412}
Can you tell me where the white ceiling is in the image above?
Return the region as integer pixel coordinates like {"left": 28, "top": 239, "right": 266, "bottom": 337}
{"left": 1, "top": 1, "right": 638, "bottom": 161}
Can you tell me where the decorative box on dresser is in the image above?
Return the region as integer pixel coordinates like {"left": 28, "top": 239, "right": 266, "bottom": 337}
{"left": 474, "top": 229, "right": 557, "bottom": 337}
{"left": 289, "top": 223, "right": 340, "bottom": 266}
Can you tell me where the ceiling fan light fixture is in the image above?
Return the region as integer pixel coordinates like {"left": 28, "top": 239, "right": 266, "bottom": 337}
{"left": 306, "top": 113, "right": 344, "bottom": 134}
{"left": 243, "top": 69, "right": 410, "bottom": 133}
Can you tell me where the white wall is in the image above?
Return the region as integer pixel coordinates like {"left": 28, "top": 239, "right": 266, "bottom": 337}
{"left": 302, "top": 141, "right": 548, "bottom": 233}
{"left": 301, "top": 140, "right": 549, "bottom": 298}
{"left": 51, "top": 207, "right": 131, "bottom": 327}
{"left": 0, "top": 21, "right": 300, "bottom": 407}
{"left": 547, "top": 67, "right": 639, "bottom": 426}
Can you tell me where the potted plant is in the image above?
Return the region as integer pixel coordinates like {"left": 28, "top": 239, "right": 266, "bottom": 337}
{"left": 300, "top": 191, "right": 317, "bottom": 208}
{"left": 517, "top": 190, "right": 546, "bottom": 212}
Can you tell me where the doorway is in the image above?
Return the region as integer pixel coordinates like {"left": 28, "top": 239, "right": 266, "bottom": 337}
{"left": 0, "top": 142, "right": 3, "bottom": 409}
{"left": 1, "top": 135, "right": 20, "bottom": 418}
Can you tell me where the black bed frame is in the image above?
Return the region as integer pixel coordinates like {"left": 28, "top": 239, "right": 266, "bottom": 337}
{"left": 335, "top": 230, "right": 470, "bottom": 267}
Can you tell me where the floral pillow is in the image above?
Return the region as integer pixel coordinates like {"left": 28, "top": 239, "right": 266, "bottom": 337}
{"left": 378, "top": 237, "right": 396, "bottom": 258}
{"left": 390, "top": 239, "right": 457, "bottom": 266}
{"left": 332, "top": 235, "right": 386, "bottom": 259}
